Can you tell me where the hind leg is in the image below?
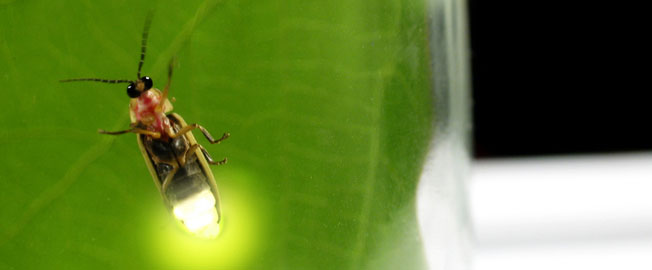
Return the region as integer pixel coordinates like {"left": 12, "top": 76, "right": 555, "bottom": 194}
{"left": 181, "top": 144, "right": 227, "bottom": 166}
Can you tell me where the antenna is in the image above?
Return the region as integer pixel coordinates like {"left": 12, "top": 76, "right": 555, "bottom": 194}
{"left": 60, "top": 13, "right": 154, "bottom": 85}
{"left": 137, "top": 11, "right": 154, "bottom": 78}
{"left": 59, "top": 78, "right": 133, "bottom": 84}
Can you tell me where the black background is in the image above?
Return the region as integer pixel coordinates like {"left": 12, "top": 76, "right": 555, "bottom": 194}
{"left": 468, "top": 1, "right": 649, "bottom": 158}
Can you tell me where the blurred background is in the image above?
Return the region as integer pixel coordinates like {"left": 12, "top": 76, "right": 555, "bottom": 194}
{"left": 468, "top": 1, "right": 651, "bottom": 269}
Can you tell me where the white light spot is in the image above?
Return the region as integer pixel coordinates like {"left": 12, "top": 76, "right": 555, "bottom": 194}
{"left": 172, "top": 189, "right": 220, "bottom": 238}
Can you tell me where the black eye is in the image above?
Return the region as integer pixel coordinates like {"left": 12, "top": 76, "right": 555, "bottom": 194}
{"left": 141, "top": 76, "right": 153, "bottom": 90}
{"left": 127, "top": 83, "right": 140, "bottom": 98}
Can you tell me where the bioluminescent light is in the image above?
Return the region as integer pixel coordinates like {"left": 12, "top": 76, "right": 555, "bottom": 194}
{"left": 172, "top": 189, "right": 221, "bottom": 238}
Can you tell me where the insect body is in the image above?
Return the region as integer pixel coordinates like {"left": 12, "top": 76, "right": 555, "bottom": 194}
{"left": 61, "top": 15, "right": 228, "bottom": 238}
{"left": 138, "top": 113, "right": 227, "bottom": 238}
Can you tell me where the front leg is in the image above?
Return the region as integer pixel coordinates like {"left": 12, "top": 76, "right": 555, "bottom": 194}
{"left": 99, "top": 127, "right": 161, "bottom": 139}
{"left": 98, "top": 128, "right": 132, "bottom": 135}
{"left": 169, "top": 123, "right": 229, "bottom": 144}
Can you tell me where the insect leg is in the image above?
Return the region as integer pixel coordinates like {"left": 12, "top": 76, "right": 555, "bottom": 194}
{"left": 132, "top": 128, "right": 161, "bottom": 139}
{"left": 178, "top": 144, "right": 200, "bottom": 167}
{"left": 99, "top": 128, "right": 161, "bottom": 139}
{"left": 170, "top": 124, "right": 230, "bottom": 144}
{"left": 180, "top": 144, "right": 227, "bottom": 166}
{"left": 161, "top": 162, "right": 179, "bottom": 196}
{"left": 98, "top": 128, "right": 133, "bottom": 135}
{"left": 199, "top": 145, "right": 227, "bottom": 166}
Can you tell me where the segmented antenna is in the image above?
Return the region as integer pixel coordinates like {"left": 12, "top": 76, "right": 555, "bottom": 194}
{"left": 59, "top": 78, "right": 133, "bottom": 84}
{"left": 137, "top": 11, "right": 154, "bottom": 78}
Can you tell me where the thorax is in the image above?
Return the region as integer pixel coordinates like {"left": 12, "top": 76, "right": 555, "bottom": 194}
{"left": 130, "top": 89, "right": 174, "bottom": 135}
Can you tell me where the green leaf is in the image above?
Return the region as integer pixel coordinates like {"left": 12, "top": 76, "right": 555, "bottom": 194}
{"left": 0, "top": 0, "right": 433, "bottom": 269}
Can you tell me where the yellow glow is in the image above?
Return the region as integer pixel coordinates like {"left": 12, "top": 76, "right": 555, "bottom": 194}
{"left": 172, "top": 189, "right": 221, "bottom": 239}
{"left": 144, "top": 167, "right": 268, "bottom": 269}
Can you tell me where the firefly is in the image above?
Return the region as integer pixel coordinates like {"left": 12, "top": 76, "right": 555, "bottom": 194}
{"left": 61, "top": 14, "right": 228, "bottom": 238}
